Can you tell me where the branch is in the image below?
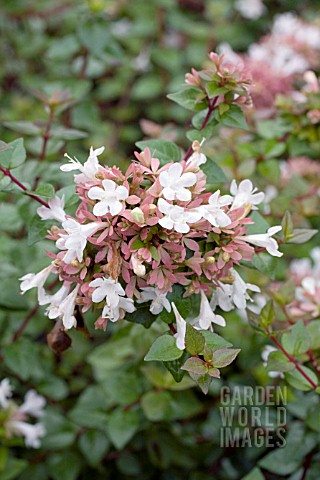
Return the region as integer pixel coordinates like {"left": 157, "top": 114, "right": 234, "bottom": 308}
{"left": 0, "top": 166, "right": 49, "bottom": 207}
{"left": 183, "top": 95, "right": 219, "bottom": 162}
{"left": 270, "top": 334, "right": 318, "bottom": 390}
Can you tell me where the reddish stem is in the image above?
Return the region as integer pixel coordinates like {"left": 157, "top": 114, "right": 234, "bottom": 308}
{"left": 183, "top": 95, "right": 219, "bottom": 162}
{"left": 0, "top": 166, "right": 49, "bottom": 207}
{"left": 11, "top": 305, "right": 39, "bottom": 342}
{"left": 270, "top": 334, "right": 318, "bottom": 390}
{"left": 168, "top": 323, "right": 177, "bottom": 334}
{"left": 39, "top": 108, "right": 54, "bottom": 162}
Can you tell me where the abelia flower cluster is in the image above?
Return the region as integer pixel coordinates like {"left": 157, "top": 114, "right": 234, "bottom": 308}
{"left": 0, "top": 379, "right": 46, "bottom": 448}
{"left": 218, "top": 13, "right": 320, "bottom": 110}
{"left": 19, "top": 144, "right": 283, "bottom": 350}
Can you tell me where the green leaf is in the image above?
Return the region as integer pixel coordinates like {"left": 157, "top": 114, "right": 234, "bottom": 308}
{"left": 201, "top": 331, "right": 233, "bottom": 349}
{"left": 281, "top": 211, "right": 294, "bottom": 241}
{"left": 141, "top": 391, "right": 173, "bottom": 421}
{"left": 266, "top": 351, "right": 294, "bottom": 373}
{"left": 306, "top": 321, "right": 320, "bottom": 350}
{"left": 241, "top": 467, "right": 265, "bottom": 480}
{"left": 131, "top": 75, "right": 163, "bottom": 100}
{"left": 188, "top": 372, "right": 213, "bottom": 394}
{"left": 34, "top": 183, "right": 55, "bottom": 198}
{"left": 211, "top": 348, "right": 241, "bottom": 368}
{"left": 185, "top": 324, "right": 205, "bottom": 356}
{"left": 281, "top": 321, "right": 311, "bottom": 356}
{"left": 263, "top": 139, "right": 286, "bottom": 159}
{"left": 135, "top": 139, "right": 181, "bottom": 165}
{"left": 181, "top": 357, "right": 208, "bottom": 375}
{"left": 246, "top": 309, "right": 268, "bottom": 335}
{"left": 78, "top": 430, "right": 110, "bottom": 466}
{"left": 285, "top": 366, "right": 318, "bottom": 391}
{"left": 218, "top": 105, "right": 249, "bottom": 130}
{"left": 144, "top": 335, "right": 183, "bottom": 362}
{"left": 0, "top": 138, "right": 26, "bottom": 170}
{"left": 3, "top": 121, "right": 42, "bottom": 135}
{"left": 50, "top": 126, "right": 88, "bottom": 140}
{"left": 47, "top": 453, "right": 82, "bottom": 480}
{"left": 259, "top": 423, "right": 317, "bottom": 475}
{"left": 272, "top": 279, "right": 295, "bottom": 305}
{"left": 252, "top": 252, "right": 278, "bottom": 279}
{"left": 256, "top": 118, "right": 292, "bottom": 139}
{"left": 206, "top": 82, "right": 229, "bottom": 98}
{"left": 130, "top": 238, "right": 145, "bottom": 250}
{"left": 167, "top": 87, "right": 207, "bottom": 111}
{"left": 287, "top": 229, "right": 318, "bottom": 244}
{"left": 246, "top": 211, "right": 270, "bottom": 235}
{"left": 3, "top": 338, "right": 44, "bottom": 381}
{"left": 260, "top": 300, "right": 275, "bottom": 327}
{"left": 27, "top": 215, "right": 52, "bottom": 245}
{"left": 163, "top": 351, "right": 189, "bottom": 382}
{"left": 125, "top": 304, "right": 156, "bottom": 329}
{"left": 0, "top": 457, "right": 27, "bottom": 480}
{"left": 201, "top": 157, "right": 227, "bottom": 185}
{"left": 107, "top": 408, "right": 139, "bottom": 450}
{"left": 306, "top": 404, "right": 320, "bottom": 432}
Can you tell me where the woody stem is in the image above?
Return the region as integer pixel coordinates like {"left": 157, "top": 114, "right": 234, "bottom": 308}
{"left": 0, "top": 166, "right": 49, "bottom": 207}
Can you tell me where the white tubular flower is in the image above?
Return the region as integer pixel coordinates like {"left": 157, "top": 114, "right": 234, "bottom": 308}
{"left": 211, "top": 269, "right": 260, "bottom": 312}
{"left": 230, "top": 179, "right": 265, "bottom": 211}
{"left": 137, "top": 287, "right": 171, "bottom": 315}
{"left": 261, "top": 346, "right": 284, "bottom": 379}
{"left": 37, "top": 195, "right": 66, "bottom": 223}
{"left": 158, "top": 198, "right": 202, "bottom": 233}
{"left": 229, "top": 269, "right": 260, "bottom": 310}
{"left": 89, "top": 276, "right": 125, "bottom": 305}
{"left": 42, "top": 285, "right": 71, "bottom": 318}
{"left": 210, "top": 284, "right": 234, "bottom": 312}
{"left": 57, "top": 285, "right": 80, "bottom": 330}
{"left": 235, "top": 0, "right": 266, "bottom": 19}
{"left": 19, "top": 265, "right": 53, "bottom": 302}
{"left": 187, "top": 151, "right": 207, "bottom": 167}
{"left": 60, "top": 146, "right": 105, "bottom": 184}
{"left": 19, "top": 391, "right": 46, "bottom": 418}
{"left": 192, "top": 290, "right": 226, "bottom": 330}
{"left": 172, "top": 303, "right": 186, "bottom": 351}
{"left": 238, "top": 226, "right": 283, "bottom": 257}
{"left": 197, "top": 190, "right": 233, "bottom": 227}
{"left": 88, "top": 179, "right": 129, "bottom": 217}
{"left": 89, "top": 276, "right": 135, "bottom": 322}
{"left": 10, "top": 421, "right": 45, "bottom": 448}
{"left": 102, "top": 296, "right": 135, "bottom": 323}
{"left": 57, "top": 219, "right": 102, "bottom": 264}
{"left": 159, "top": 163, "right": 197, "bottom": 201}
{"left": 0, "top": 378, "right": 13, "bottom": 409}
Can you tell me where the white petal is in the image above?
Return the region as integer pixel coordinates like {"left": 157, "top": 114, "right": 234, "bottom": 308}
{"left": 176, "top": 188, "right": 192, "bottom": 202}
{"left": 159, "top": 217, "right": 174, "bottom": 230}
{"left": 93, "top": 200, "right": 110, "bottom": 216}
{"left": 88, "top": 186, "right": 104, "bottom": 200}
{"left": 179, "top": 172, "right": 197, "bottom": 188}
{"left": 102, "top": 179, "right": 116, "bottom": 192}
{"left": 116, "top": 185, "right": 129, "bottom": 201}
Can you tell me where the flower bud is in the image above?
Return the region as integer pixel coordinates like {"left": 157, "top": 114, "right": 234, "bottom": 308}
{"left": 222, "top": 251, "right": 230, "bottom": 262}
{"left": 205, "top": 256, "right": 216, "bottom": 265}
{"left": 220, "top": 275, "right": 235, "bottom": 284}
{"left": 131, "top": 207, "right": 145, "bottom": 224}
